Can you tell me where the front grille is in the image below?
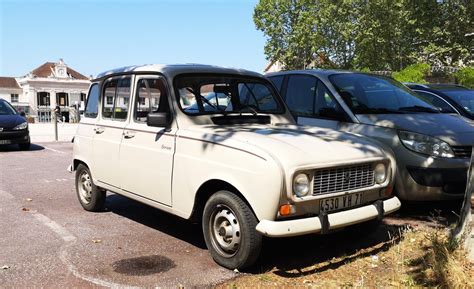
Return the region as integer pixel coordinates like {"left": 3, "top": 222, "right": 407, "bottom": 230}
{"left": 313, "top": 163, "right": 375, "bottom": 195}
{"left": 452, "top": 146, "right": 472, "bottom": 158}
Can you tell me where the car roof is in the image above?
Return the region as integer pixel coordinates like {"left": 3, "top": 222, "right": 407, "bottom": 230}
{"left": 266, "top": 69, "right": 357, "bottom": 78}
{"left": 94, "top": 64, "right": 262, "bottom": 81}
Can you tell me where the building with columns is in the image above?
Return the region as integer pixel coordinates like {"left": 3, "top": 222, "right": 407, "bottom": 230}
{"left": 0, "top": 59, "right": 90, "bottom": 122}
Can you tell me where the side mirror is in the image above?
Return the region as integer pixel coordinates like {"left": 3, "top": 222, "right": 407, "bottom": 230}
{"left": 147, "top": 112, "right": 172, "bottom": 130}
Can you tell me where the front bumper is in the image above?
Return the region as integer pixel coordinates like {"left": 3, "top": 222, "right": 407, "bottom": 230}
{"left": 0, "top": 130, "right": 30, "bottom": 145}
{"left": 256, "top": 196, "right": 401, "bottom": 237}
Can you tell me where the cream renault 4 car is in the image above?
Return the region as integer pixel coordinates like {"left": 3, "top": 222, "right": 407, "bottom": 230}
{"left": 70, "top": 64, "right": 400, "bottom": 269}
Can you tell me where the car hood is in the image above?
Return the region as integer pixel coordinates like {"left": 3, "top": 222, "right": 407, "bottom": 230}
{"left": 356, "top": 113, "right": 474, "bottom": 145}
{"left": 0, "top": 114, "right": 25, "bottom": 129}
{"left": 183, "top": 124, "right": 389, "bottom": 168}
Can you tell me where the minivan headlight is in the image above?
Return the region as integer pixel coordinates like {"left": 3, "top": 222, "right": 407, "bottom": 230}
{"left": 293, "top": 173, "right": 310, "bottom": 197}
{"left": 398, "top": 131, "right": 454, "bottom": 158}
{"left": 374, "top": 163, "right": 387, "bottom": 184}
{"left": 13, "top": 122, "right": 28, "bottom": 130}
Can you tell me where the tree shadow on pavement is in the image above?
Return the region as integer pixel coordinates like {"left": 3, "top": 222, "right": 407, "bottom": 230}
{"left": 105, "top": 194, "right": 207, "bottom": 249}
{"left": 250, "top": 222, "right": 406, "bottom": 276}
{"left": 0, "top": 143, "right": 44, "bottom": 152}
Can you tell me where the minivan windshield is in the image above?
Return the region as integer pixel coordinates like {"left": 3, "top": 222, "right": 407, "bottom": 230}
{"left": 175, "top": 75, "right": 285, "bottom": 116}
{"left": 329, "top": 73, "right": 439, "bottom": 114}
{"left": 0, "top": 100, "right": 18, "bottom": 116}
{"left": 442, "top": 90, "right": 474, "bottom": 115}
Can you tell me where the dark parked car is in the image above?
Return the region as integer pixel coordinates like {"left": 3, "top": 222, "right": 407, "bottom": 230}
{"left": 0, "top": 98, "right": 30, "bottom": 150}
{"left": 405, "top": 83, "right": 474, "bottom": 120}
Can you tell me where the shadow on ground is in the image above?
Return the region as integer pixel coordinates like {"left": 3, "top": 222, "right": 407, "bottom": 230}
{"left": 387, "top": 200, "right": 463, "bottom": 228}
{"left": 105, "top": 194, "right": 206, "bottom": 249}
{"left": 0, "top": 143, "right": 44, "bottom": 152}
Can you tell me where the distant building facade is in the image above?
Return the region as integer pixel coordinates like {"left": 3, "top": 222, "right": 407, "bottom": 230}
{"left": 0, "top": 59, "right": 90, "bottom": 122}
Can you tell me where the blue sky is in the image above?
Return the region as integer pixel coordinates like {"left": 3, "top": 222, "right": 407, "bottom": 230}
{"left": 0, "top": 0, "right": 267, "bottom": 77}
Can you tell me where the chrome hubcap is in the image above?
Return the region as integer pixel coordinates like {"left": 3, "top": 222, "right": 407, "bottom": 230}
{"left": 78, "top": 171, "right": 92, "bottom": 204}
{"left": 209, "top": 205, "right": 241, "bottom": 257}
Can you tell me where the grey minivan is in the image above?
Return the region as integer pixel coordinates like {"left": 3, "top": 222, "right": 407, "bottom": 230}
{"left": 267, "top": 70, "right": 474, "bottom": 201}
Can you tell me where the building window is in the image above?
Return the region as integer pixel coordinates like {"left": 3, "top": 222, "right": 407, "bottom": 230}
{"left": 80, "top": 93, "right": 86, "bottom": 102}
{"left": 37, "top": 92, "right": 51, "bottom": 106}
{"left": 106, "top": 96, "right": 114, "bottom": 105}
{"left": 56, "top": 92, "right": 69, "bottom": 106}
{"left": 11, "top": 94, "right": 19, "bottom": 103}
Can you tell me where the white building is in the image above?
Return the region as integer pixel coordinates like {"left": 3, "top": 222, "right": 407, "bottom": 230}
{"left": 0, "top": 59, "right": 90, "bottom": 122}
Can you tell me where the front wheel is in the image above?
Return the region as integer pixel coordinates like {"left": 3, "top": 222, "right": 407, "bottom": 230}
{"left": 202, "top": 191, "right": 262, "bottom": 270}
{"left": 75, "top": 164, "right": 106, "bottom": 212}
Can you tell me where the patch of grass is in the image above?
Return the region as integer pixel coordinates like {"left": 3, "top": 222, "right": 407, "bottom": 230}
{"left": 217, "top": 226, "right": 474, "bottom": 288}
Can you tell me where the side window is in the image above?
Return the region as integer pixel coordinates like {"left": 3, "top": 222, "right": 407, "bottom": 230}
{"left": 285, "top": 75, "right": 316, "bottom": 117}
{"left": 415, "top": 91, "right": 455, "bottom": 113}
{"left": 314, "top": 80, "right": 345, "bottom": 118}
{"left": 84, "top": 83, "right": 99, "bottom": 118}
{"left": 114, "top": 78, "right": 131, "bottom": 120}
{"left": 135, "top": 78, "right": 166, "bottom": 122}
{"left": 102, "top": 77, "right": 131, "bottom": 120}
{"left": 269, "top": 76, "right": 284, "bottom": 93}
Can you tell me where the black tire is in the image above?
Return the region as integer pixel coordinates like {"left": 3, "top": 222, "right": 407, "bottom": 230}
{"left": 75, "top": 164, "right": 106, "bottom": 212}
{"left": 202, "top": 190, "right": 262, "bottom": 270}
{"left": 18, "top": 142, "right": 30, "bottom": 150}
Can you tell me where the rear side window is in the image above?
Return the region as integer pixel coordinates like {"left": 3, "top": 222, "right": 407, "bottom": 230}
{"left": 285, "top": 75, "right": 316, "bottom": 116}
{"left": 415, "top": 91, "right": 456, "bottom": 113}
{"left": 84, "top": 83, "right": 99, "bottom": 118}
{"left": 269, "top": 76, "right": 284, "bottom": 93}
{"left": 102, "top": 77, "right": 131, "bottom": 120}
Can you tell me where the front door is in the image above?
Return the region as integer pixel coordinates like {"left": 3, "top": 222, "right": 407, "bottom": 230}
{"left": 93, "top": 76, "right": 132, "bottom": 188}
{"left": 119, "top": 75, "right": 175, "bottom": 206}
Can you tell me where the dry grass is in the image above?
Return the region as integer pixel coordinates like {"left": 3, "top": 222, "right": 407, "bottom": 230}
{"left": 218, "top": 226, "right": 474, "bottom": 288}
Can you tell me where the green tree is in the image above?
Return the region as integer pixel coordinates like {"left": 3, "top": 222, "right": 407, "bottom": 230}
{"left": 392, "top": 63, "right": 431, "bottom": 83}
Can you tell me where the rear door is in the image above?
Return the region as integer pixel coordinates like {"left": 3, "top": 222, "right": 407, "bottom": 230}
{"left": 75, "top": 83, "right": 100, "bottom": 171}
{"left": 92, "top": 76, "right": 132, "bottom": 188}
{"left": 118, "top": 75, "right": 175, "bottom": 206}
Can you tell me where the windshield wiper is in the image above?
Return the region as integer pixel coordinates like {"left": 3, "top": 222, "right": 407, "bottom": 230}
{"left": 398, "top": 105, "right": 440, "bottom": 113}
{"left": 356, "top": 108, "right": 405, "bottom": 114}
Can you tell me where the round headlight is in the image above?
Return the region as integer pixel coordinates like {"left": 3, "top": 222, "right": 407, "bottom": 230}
{"left": 293, "top": 173, "right": 310, "bottom": 197}
{"left": 374, "top": 163, "right": 387, "bottom": 184}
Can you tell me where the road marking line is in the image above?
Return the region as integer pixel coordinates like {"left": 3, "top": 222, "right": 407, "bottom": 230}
{"left": 32, "top": 213, "right": 76, "bottom": 242}
{"left": 44, "top": 146, "right": 66, "bottom": 154}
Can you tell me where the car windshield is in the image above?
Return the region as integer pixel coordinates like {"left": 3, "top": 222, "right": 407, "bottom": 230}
{"left": 0, "top": 100, "right": 18, "bottom": 116}
{"left": 442, "top": 90, "right": 474, "bottom": 115}
{"left": 175, "top": 75, "right": 284, "bottom": 115}
{"left": 329, "top": 73, "right": 438, "bottom": 114}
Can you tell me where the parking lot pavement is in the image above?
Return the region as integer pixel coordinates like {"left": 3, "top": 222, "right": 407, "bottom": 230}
{"left": 28, "top": 123, "right": 78, "bottom": 143}
{"left": 0, "top": 142, "right": 235, "bottom": 287}
{"left": 0, "top": 142, "right": 466, "bottom": 287}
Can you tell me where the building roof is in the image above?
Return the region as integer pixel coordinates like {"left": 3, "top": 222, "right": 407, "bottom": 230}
{"left": 31, "top": 62, "right": 88, "bottom": 80}
{"left": 0, "top": 77, "right": 20, "bottom": 89}
{"left": 95, "top": 64, "right": 262, "bottom": 80}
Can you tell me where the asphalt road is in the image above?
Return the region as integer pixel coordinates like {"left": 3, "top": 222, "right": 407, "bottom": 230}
{"left": 0, "top": 142, "right": 466, "bottom": 287}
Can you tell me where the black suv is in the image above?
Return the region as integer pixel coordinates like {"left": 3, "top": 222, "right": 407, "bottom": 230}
{"left": 0, "top": 98, "right": 30, "bottom": 150}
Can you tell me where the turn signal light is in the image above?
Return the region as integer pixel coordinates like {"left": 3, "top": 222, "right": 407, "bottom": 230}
{"left": 279, "top": 204, "right": 294, "bottom": 216}
{"left": 385, "top": 185, "right": 394, "bottom": 197}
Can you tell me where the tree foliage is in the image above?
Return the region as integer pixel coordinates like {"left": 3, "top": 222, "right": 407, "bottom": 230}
{"left": 392, "top": 63, "right": 431, "bottom": 83}
{"left": 254, "top": 0, "right": 474, "bottom": 71}
{"left": 455, "top": 67, "right": 474, "bottom": 88}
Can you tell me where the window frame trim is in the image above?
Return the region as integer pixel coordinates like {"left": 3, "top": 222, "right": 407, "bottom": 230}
{"left": 412, "top": 89, "right": 460, "bottom": 115}
{"left": 84, "top": 83, "right": 100, "bottom": 119}
{"left": 132, "top": 75, "right": 169, "bottom": 124}
{"left": 100, "top": 75, "right": 133, "bottom": 122}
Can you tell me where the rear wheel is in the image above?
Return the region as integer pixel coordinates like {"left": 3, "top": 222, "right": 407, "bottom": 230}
{"left": 75, "top": 164, "right": 106, "bottom": 212}
{"left": 202, "top": 190, "right": 262, "bottom": 270}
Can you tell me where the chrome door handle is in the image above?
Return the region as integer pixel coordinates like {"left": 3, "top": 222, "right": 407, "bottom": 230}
{"left": 123, "top": 130, "right": 135, "bottom": 139}
{"left": 94, "top": 127, "right": 105, "bottom": 134}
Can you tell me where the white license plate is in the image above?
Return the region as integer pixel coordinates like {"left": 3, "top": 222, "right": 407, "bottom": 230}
{"left": 0, "top": 140, "right": 11, "bottom": 144}
{"left": 319, "top": 193, "right": 362, "bottom": 213}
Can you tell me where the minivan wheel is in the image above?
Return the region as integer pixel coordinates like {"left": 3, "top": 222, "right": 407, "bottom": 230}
{"left": 202, "top": 190, "right": 262, "bottom": 270}
{"left": 75, "top": 164, "right": 106, "bottom": 212}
